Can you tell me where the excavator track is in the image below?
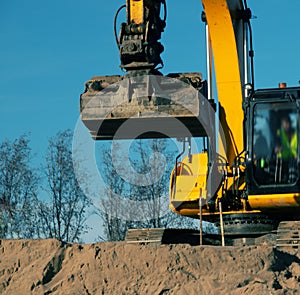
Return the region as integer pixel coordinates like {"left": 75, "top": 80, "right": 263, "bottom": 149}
{"left": 125, "top": 228, "right": 166, "bottom": 244}
{"left": 125, "top": 228, "right": 202, "bottom": 245}
{"left": 125, "top": 227, "right": 266, "bottom": 246}
{"left": 276, "top": 221, "right": 300, "bottom": 254}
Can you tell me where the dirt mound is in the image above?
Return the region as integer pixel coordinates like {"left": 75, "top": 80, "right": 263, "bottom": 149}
{"left": 0, "top": 239, "right": 299, "bottom": 294}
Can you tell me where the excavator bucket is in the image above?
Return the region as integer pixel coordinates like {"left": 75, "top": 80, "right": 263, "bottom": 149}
{"left": 80, "top": 73, "right": 215, "bottom": 140}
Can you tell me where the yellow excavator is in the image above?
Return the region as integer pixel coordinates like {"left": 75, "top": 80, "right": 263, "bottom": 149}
{"left": 80, "top": 0, "right": 300, "bottom": 246}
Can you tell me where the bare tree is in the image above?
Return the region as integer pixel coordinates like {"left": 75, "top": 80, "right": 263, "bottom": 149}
{"left": 129, "top": 139, "right": 170, "bottom": 228}
{"left": 130, "top": 139, "right": 196, "bottom": 229}
{"left": 98, "top": 139, "right": 197, "bottom": 241}
{"left": 97, "top": 142, "right": 132, "bottom": 241}
{"left": 0, "top": 135, "right": 39, "bottom": 238}
{"left": 39, "top": 130, "right": 91, "bottom": 242}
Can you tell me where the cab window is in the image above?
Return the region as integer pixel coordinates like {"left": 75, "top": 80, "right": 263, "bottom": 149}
{"left": 252, "top": 102, "right": 298, "bottom": 185}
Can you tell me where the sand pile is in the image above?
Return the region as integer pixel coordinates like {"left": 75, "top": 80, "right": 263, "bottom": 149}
{"left": 0, "top": 239, "right": 299, "bottom": 294}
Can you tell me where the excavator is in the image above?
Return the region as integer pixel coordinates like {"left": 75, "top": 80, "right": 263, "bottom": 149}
{"left": 80, "top": 0, "right": 300, "bottom": 247}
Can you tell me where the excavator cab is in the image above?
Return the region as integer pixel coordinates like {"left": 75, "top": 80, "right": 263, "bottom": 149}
{"left": 169, "top": 86, "right": 300, "bottom": 236}
{"left": 247, "top": 87, "right": 300, "bottom": 212}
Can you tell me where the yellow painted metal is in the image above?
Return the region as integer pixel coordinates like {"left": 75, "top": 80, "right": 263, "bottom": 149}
{"left": 170, "top": 153, "right": 208, "bottom": 203}
{"left": 202, "top": 0, "right": 244, "bottom": 165}
{"left": 169, "top": 150, "right": 246, "bottom": 217}
{"left": 129, "top": 0, "right": 144, "bottom": 24}
{"left": 169, "top": 206, "right": 199, "bottom": 218}
{"left": 170, "top": 203, "right": 262, "bottom": 218}
{"left": 248, "top": 193, "right": 300, "bottom": 210}
{"left": 170, "top": 1, "right": 248, "bottom": 219}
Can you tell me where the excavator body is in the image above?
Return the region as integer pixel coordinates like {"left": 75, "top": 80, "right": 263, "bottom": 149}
{"left": 80, "top": 0, "right": 300, "bottom": 245}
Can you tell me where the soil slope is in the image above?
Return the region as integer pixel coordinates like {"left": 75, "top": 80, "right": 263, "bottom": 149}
{"left": 0, "top": 239, "right": 299, "bottom": 294}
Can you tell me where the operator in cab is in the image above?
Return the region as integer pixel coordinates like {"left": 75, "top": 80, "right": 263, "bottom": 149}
{"left": 275, "top": 115, "right": 297, "bottom": 160}
{"left": 274, "top": 114, "right": 298, "bottom": 184}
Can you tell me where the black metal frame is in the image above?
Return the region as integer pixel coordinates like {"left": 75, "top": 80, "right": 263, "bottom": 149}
{"left": 246, "top": 87, "right": 300, "bottom": 195}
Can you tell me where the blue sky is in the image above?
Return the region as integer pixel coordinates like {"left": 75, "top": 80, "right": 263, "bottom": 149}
{"left": 0, "top": 0, "right": 299, "bottom": 153}
{"left": 1, "top": 1, "right": 299, "bottom": 242}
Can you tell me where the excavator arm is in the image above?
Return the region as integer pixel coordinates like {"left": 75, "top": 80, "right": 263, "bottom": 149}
{"left": 202, "top": 0, "right": 245, "bottom": 165}
{"left": 119, "top": 0, "right": 166, "bottom": 72}
{"left": 80, "top": 0, "right": 248, "bottom": 162}
{"left": 120, "top": 0, "right": 246, "bottom": 164}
